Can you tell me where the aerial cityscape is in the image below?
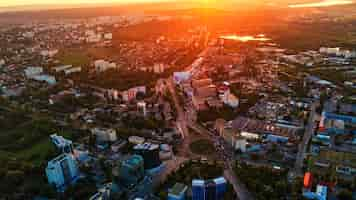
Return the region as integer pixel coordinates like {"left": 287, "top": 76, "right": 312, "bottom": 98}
{"left": 0, "top": 0, "right": 355, "bottom": 199}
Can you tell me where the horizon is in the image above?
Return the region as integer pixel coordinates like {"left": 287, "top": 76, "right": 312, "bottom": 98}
{"left": 1, "top": 0, "right": 169, "bottom": 8}
{"left": 0, "top": 0, "right": 354, "bottom": 12}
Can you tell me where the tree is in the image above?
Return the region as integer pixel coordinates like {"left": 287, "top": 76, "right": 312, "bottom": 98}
{"left": 337, "top": 189, "right": 353, "bottom": 200}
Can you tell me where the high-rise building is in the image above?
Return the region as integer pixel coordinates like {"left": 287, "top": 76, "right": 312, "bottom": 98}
{"left": 214, "top": 177, "right": 227, "bottom": 200}
{"left": 192, "top": 180, "right": 205, "bottom": 200}
{"left": 133, "top": 143, "right": 161, "bottom": 170}
{"left": 50, "top": 134, "right": 74, "bottom": 154}
{"left": 168, "top": 183, "right": 188, "bottom": 200}
{"left": 118, "top": 155, "right": 145, "bottom": 188}
{"left": 205, "top": 180, "right": 216, "bottom": 200}
{"left": 192, "top": 177, "right": 227, "bottom": 200}
{"left": 46, "top": 153, "right": 79, "bottom": 191}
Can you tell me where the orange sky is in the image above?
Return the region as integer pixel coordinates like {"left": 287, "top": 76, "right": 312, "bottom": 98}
{"left": 0, "top": 0, "right": 169, "bottom": 7}
{"left": 0, "top": 0, "right": 353, "bottom": 8}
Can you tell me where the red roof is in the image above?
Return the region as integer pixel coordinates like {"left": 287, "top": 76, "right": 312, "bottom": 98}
{"left": 304, "top": 172, "right": 313, "bottom": 189}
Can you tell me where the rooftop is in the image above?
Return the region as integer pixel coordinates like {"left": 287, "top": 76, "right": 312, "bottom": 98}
{"left": 169, "top": 183, "right": 187, "bottom": 196}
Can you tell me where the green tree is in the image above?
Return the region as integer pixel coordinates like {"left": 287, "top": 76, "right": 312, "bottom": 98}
{"left": 337, "top": 189, "right": 353, "bottom": 200}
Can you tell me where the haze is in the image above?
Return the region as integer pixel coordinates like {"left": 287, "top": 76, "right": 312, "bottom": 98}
{"left": 0, "top": 0, "right": 164, "bottom": 7}
{"left": 0, "top": 0, "right": 354, "bottom": 9}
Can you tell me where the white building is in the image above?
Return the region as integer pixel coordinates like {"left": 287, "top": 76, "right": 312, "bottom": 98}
{"left": 92, "top": 128, "right": 117, "bottom": 143}
{"left": 64, "top": 67, "right": 82, "bottom": 75}
{"left": 86, "top": 34, "right": 102, "bottom": 43}
{"left": 221, "top": 91, "right": 239, "bottom": 108}
{"left": 23, "top": 31, "right": 35, "bottom": 38}
{"left": 53, "top": 65, "right": 73, "bottom": 73}
{"left": 94, "top": 60, "right": 117, "bottom": 72}
{"left": 25, "top": 66, "right": 43, "bottom": 78}
{"left": 173, "top": 71, "right": 191, "bottom": 84}
{"left": 153, "top": 63, "right": 165, "bottom": 74}
{"left": 32, "top": 75, "right": 57, "bottom": 85}
{"left": 40, "top": 49, "right": 58, "bottom": 57}
{"left": 128, "top": 136, "right": 145, "bottom": 145}
{"left": 104, "top": 33, "right": 113, "bottom": 40}
{"left": 235, "top": 138, "right": 247, "bottom": 152}
{"left": 240, "top": 131, "right": 259, "bottom": 139}
{"left": 137, "top": 101, "right": 147, "bottom": 116}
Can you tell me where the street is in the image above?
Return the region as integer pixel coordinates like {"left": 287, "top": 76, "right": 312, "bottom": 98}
{"left": 290, "top": 101, "right": 319, "bottom": 178}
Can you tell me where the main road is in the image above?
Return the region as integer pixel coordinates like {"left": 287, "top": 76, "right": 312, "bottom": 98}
{"left": 189, "top": 123, "right": 254, "bottom": 200}
{"left": 290, "top": 101, "right": 319, "bottom": 178}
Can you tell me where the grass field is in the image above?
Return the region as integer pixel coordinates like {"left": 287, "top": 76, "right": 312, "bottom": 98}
{"left": 56, "top": 49, "right": 91, "bottom": 67}
{"left": 0, "top": 108, "right": 73, "bottom": 166}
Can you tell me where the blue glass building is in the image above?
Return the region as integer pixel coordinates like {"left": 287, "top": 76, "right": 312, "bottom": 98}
{"left": 214, "top": 177, "right": 227, "bottom": 200}
{"left": 192, "top": 177, "right": 227, "bottom": 200}
{"left": 46, "top": 153, "right": 79, "bottom": 191}
{"left": 192, "top": 179, "right": 205, "bottom": 200}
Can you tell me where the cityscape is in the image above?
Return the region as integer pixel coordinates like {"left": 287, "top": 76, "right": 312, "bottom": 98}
{"left": 0, "top": 0, "right": 356, "bottom": 199}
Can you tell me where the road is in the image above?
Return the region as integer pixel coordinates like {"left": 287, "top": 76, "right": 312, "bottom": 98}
{"left": 189, "top": 123, "right": 254, "bottom": 200}
{"left": 167, "top": 77, "right": 253, "bottom": 200}
{"left": 167, "top": 77, "right": 189, "bottom": 140}
{"left": 291, "top": 101, "right": 319, "bottom": 177}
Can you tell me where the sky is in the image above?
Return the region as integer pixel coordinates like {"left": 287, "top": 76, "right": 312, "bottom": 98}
{"left": 0, "top": 0, "right": 167, "bottom": 7}
{"left": 0, "top": 0, "right": 353, "bottom": 8}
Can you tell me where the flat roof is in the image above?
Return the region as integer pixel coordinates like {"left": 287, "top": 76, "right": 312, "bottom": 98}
{"left": 169, "top": 183, "right": 187, "bottom": 196}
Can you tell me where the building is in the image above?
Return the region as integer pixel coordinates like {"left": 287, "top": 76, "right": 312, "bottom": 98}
{"left": 192, "top": 180, "right": 205, "bottom": 200}
{"left": 192, "top": 177, "right": 227, "bottom": 200}
{"left": 137, "top": 101, "right": 147, "bottom": 116}
{"left": 173, "top": 72, "right": 191, "bottom": 84}
{"left": 192, "top": 96, "right": 208, "bottom": 111}
{"left": 221, "top": 91, "right": 239, "bottom": 108}
{"left": 24, "top": 66, "right": 43, "bottom": 78}
{"left": 318, "top": 111, "right": 356, "bottom": 135}
{"left": 118, "top": 155, "right": 145, "bottom": 188}
{"left": 168, "top": 183, "right": 188, "bottom": 200}
{"left": 303, "top": 172, "right": 313, "bottom": 189}
{"left": 153, "top": 63, "right": 166, "bottom": 74}
{"left": 128, "top": 136, "right": 145, "bottom": 145}
{"left": 214, "top": 177, "right": 227, "bottom": 200}
{"left": 89, "top": 183, "right": 112, "bottom": 200}
{"left": 133, "top": 143, "right": 162, "bottom": 170}
{"left": 104, "top": 33, "right": 113, "bottom": 40}
{"left": 94, "top": 60, "right": 117, "bottom": 72}
{"left": 195, "top": 85, "right": 217, "bottom": 98}
{"left": 303, "top": 184, "right": 327, "bottom": 200}
{"left": 92, "top": 128, "right": 117, "bottom": 143}
{"left": 64, "top": 67, "right": 82, "bottom": 75}
{"left": 53, "top": 65, "right": 73, "bottom": 73}
{"left": 192, "top": 78, "right": 212, "bottom": 89}
{"left": 234, "top": 138, "right": 247, "bottom": 153}
{"left": 122, "top": 86, "right": 146, "bottom": 102}
{"left": 50, "top": 134, "right": 73, "bottom": 154}
{"left": 46, "top": 153, "right": 79, "bottom": 191}
{"left": 31, "top": 74, "right": 57, "bottom": 85}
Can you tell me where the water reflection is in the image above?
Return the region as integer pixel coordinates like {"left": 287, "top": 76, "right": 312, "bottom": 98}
{"left": 219, "top": 35, "right": 270, "bottom": 42}
{"left": 289, "top": 0, "right": 353, "bottom": 8}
